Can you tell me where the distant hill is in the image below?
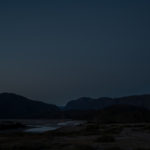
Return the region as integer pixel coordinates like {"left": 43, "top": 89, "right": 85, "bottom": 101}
{"left": 65, "top": 95, "right": 150, "bottom": 110}
{"left": 0, "top": 93, "right": 59, "bottom": 118}
{"left": 1, "top": 92, "right": 150, "bottom": 121}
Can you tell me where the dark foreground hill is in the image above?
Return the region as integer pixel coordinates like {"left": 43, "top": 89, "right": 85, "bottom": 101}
{"left": 64, "top": 95, "right": 150, "bottom": 123}
{"left": 97, "top": 104, "right": 150, "bottom": 123}
{"left": 0, "top": 93, "right": 59, "bottom": 118}
{"left": 65, "top": 95, "right": 150, "bottom": 110}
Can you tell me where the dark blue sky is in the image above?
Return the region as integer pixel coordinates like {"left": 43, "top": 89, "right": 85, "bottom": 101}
{"left": 0, "top": 0, "right": 150, "bottom": 105}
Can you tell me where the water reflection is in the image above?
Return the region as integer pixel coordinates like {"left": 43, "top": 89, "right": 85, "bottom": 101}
{"left": 25, "top": 126, "right": 59, "bottom": 133}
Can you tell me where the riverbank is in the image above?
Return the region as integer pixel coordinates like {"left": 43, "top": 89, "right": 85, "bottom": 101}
{"left": 0, "top": 119, "right": 85, "bottom": 133}
{"left": 0, "top": 122, "right": 150, "bottom": 149}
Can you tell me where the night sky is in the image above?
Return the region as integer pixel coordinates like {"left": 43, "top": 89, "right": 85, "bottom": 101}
{"left": 0, "top": 0, "right": 150, "bottom": 105}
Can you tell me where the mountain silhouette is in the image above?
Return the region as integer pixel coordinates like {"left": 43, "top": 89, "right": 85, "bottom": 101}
{"left": 65, "top": 95, "right": 150, "bottom": 110}
{"left": 1, "top": 92, "right": 150, "bottom": 121}
{"left": 0, "top": 93, "right": 59, "bottom": 118}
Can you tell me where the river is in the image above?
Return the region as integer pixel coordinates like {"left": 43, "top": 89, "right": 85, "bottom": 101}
{"left": 0, "top": 119, "right": 84, "bottom": 133}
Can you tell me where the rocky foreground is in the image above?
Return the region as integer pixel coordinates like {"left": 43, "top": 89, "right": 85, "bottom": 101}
{"left": 0, "top": 122, "right": 150, "bottom": 150}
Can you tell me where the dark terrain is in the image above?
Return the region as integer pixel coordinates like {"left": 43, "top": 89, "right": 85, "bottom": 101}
{"left": 0, "top": 122, "right": 150, "bottom": 150}
{"left": 0, "top": 93, "right": 150, "bottom": 149}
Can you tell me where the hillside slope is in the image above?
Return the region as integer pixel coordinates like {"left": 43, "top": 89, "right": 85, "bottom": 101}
{"left": 0, "top": 93, "right": 59, "bottom": 118}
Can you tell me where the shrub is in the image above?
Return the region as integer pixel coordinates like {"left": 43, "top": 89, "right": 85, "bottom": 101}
{"left": 69, "top": 144, "right": 95, "bottom": 150}
{"left": 104, "top": 146, "right": 121, "bottom": 150}
{"left": 95, "top": 135, "right": 115, "bottom": 143}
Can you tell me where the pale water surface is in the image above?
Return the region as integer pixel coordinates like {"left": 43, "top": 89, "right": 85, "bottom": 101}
{"left": 0, "top": 119, "right": 84, "bottom": 133}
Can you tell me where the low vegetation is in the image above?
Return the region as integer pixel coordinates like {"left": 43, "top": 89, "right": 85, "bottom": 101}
{"left": 0, "top": 122, "right": 26, "bottom": 130}
{"left": 95, "top": 135, "right": 115, "bottom": 143}
{"left": 0, "top": 122, "right": 150, "bottom": 150}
